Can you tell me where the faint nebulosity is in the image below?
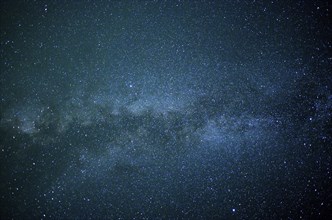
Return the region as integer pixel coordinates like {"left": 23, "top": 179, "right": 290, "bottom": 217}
{"left": 0, "top": 0, "right": 331, "bottom": 219}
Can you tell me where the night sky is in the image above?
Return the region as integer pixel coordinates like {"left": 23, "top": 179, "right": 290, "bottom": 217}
{"left": 0, "top": 0, "right": 331, "bottom": 219}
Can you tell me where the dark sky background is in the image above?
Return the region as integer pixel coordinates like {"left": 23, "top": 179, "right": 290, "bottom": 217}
{"left": 0, "top": 0, "right": 331, "bottom": 219}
